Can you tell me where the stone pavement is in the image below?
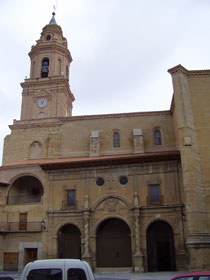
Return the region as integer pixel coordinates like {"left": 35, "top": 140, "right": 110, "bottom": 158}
{"left": 0, "top": 271, "right": 186, "bottom": 280}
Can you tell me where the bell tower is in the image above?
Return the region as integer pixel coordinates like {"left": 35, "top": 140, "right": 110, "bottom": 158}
{"left": 20, "top": 13, "right": 75, "bottom": 120}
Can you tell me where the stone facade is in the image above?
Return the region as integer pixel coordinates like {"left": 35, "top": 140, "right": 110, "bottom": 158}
{"left": 0, "top": 15, "right": 210, "bottom": 272}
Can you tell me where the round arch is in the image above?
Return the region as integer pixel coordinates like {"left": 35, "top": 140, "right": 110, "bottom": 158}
{"left": 94, "top": 215, "right": 132, "bottom": 236}
{"left": 145, "top": 217, "right": 176, "bottom": 234}
{"left": 146, "top": 220, "right": 176, "bottom": 272}
{"left": 57, "top": 223, "right": 81, "bottom": 259}
{"left": 96, "top": 217, "right": 132, "bottom": 268}
{"left": 7, "top": 175, "right": 44, "bottom": 205}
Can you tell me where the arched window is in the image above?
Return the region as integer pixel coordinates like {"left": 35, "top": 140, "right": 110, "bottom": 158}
{"left": 154, "top": 129, "right": 162, "bottom": 145}
{"left": 58, "top": 59, "right": 61, "bottom": 75}
{"left": 41, "top": 58, "right": 49, "bottom": 78}
{"left": 113, "top": 132, "right": 120, "bottom": 148}
{"left": 46, "top": 35, "right": 51, "bottom": 41}
{"left": 66, "top": 65, "right": 69, "bottom": 80}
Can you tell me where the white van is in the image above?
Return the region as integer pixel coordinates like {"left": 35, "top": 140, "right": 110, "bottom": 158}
{"left": 20, "top": 259, "right": 95, "bottom": 280}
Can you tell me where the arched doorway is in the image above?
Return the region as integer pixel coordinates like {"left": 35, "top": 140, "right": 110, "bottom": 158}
{"left": 147, "top": 220, "right": 176, "bottom": 271}
{"left": 96, "top": 218, "right": 132, "bottom": 267}
{"left": 58, "top": 224, "right": 81, "bottom": 259}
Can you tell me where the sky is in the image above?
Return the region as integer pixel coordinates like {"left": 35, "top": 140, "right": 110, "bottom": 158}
{"left": 0, "top": 0, "right": 210, "bottom": 163}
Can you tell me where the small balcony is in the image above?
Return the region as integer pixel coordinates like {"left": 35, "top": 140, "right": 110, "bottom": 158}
{"left": 0, "top": 222, "right": 43, "bottom": 233}
{"left": 61, "top": 200, "right": 78, "bottom": 210}
{"left": 146, "top": 195, "right": 164, "bottom": 207}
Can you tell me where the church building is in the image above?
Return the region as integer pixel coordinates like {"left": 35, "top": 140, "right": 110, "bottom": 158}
{"left": 0, "top": 14, "right": 210, "bottom": 272}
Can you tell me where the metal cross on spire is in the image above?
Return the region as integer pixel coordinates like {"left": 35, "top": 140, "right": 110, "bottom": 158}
{"left": 49, "top": 0, "right": 59, "bottom": 25}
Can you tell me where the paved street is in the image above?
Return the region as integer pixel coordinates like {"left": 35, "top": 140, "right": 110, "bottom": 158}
{"left": 0, "top": 271, "right": 185, "bottom": 280}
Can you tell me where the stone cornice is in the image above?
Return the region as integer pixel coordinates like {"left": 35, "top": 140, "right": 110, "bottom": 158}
{"left": 29, "top": 43, "right": 72, "bottom": 62}
{"left": 168, "top": 64, "right": 210, "bottom": 76}
{"left": 9, "top": 109, "right": 171, "bottom": 129}
{"left": 20, "top": 76, "right": 75, "bottom": 101}
{"left": 60, "top": 110, "right": 171, "bottom": 122}
{"left": 21, "top": 76, "right": 70, "bottom": 88}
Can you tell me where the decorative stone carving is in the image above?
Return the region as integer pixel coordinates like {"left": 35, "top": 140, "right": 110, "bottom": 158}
{"left": 84, "top": 195, "right": 89, "bottom": 209}
{"left": 83, "top": 213, "right": 90, "bottom": 258}
{"left": 134, "top": 192, "right": 139, "bottom": 207}
{"left": 107, "top": 176, "right": 115, "bottom": 190}
{"left": 30, "top": 141, "right": 42, "bottom": 159}
{"left": 133, "top": 129, "right": 144, "bottom": 153}
{"left": 183, "top": 136, "right": 192, "bottom": 146}
{"left": 90, "top": 131, "right": 100, "bottom": 156}
{"left": 105, "top": 197, "right": 118, "bottom": 212}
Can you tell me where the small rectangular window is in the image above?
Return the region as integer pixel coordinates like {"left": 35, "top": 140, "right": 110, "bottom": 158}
{"left": 149, "top": 184, "right": 161, "bottom": 205}
{"left": 65, "top": 190, "right": 76, "bottom": 209}
{"left": 68, "top": 268, "right": 87, "bottom": 280}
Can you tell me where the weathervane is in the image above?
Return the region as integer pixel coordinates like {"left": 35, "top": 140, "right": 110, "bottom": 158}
{"left": 53, "top": 0, "right": 59, "bottom": 15}
{"left": 49, "top": 0, "right": 58, "bottom": 24}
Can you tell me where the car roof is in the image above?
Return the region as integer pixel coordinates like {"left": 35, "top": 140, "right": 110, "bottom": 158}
{"left": 28, "top": 259, "right": 85, "bottom": 266}
{"left": 172, "top": 272, "right": 210, "bottom": 280}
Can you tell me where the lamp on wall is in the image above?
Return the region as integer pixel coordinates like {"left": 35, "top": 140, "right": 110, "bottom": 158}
{"left": 41, "top": 220, "right": 46, "bottom": 230}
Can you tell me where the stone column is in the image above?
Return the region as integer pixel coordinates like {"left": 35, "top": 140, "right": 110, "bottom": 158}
{"left": 133, "top": 192, "right": 144, "bottom": 272}
{"left": 82, "top": 195, "right": 91, "bottom": 264}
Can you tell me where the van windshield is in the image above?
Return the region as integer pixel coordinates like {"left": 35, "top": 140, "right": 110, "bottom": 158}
{"left": 27, "top": 269, "right": 62, "bottom": 280}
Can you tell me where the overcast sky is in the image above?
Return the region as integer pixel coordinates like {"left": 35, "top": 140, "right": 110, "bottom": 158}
{"left": 0, "top": 0, "right": 210, "bottom": 163}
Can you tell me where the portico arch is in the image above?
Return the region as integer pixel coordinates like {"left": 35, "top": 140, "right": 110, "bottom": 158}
{"left": 146, "top": 220, "right": 176, "bottom": 271}
{"left": 96, "top": 218, "right": 132, "bottom": 267}
{"left": 57, "top": 223, "right": 81, "bottom": 259}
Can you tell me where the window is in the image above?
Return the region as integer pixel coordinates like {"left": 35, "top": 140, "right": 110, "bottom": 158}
{"left": 149, "top": 184, "right": 161, "bottom": 205}
{"left": 46, "top": 35, "right": 51, "bottom": 41}
{"left": 68, "top": 269, "right": 87, "bottom": 280}
{"left": 119, "top": 176, "right": 128, "bottom": 185}
{"left": 96, "top": 177, "right": 104, "bottom": 186}
{"left": 66, "top": 65, "right": 69, "bottom": 80}
{"left": 28, "top": 269, "right": 62, "bottom": 280}
{"left": 154, "top": 129, "right": 162, "bottom": 145}
{"left": 65, "top": 190, "right": 76, "bottom": 209}
{"left": 113, "top": 132, "right": 120, "bottom": 148}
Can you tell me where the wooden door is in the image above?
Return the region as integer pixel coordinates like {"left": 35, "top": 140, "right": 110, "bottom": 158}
{"left": 4, "top": 253, "right": 18, "bottom": 271}
{"left": 25, "top": 248, "right": 37, "bottom": 265}
{"left": 19, "top": 213, "right": 27, "bottom": 230}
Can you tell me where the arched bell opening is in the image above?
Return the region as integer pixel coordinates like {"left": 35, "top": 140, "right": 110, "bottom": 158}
{"left": 41, "top": 58, "right": 49, "bottom": 78}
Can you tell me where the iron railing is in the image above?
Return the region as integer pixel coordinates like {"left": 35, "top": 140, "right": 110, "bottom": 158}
{"left": 0, "top": 222, "right": 43, "bottom": 232}
{"left": 61, "top": 200, "right": 78, "bottom": 210}
{"left": 7, "top": 195, "right": 42, "bottom": 205}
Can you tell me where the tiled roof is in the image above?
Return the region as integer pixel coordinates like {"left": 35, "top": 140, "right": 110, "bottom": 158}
{"left": 0, "top": 180, "right": 10, "bottom": 186}
{"left": 1, "top": 150, "right": 180, "bottom": 171}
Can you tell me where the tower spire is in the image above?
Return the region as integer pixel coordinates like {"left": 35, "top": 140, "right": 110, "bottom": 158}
{"left": 49, "top": 9, "right": 57, "bottom": 25}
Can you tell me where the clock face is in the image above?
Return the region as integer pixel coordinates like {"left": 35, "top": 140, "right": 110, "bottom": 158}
{"left": 37, "top": 98, "right": 47, "bottom": 108}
